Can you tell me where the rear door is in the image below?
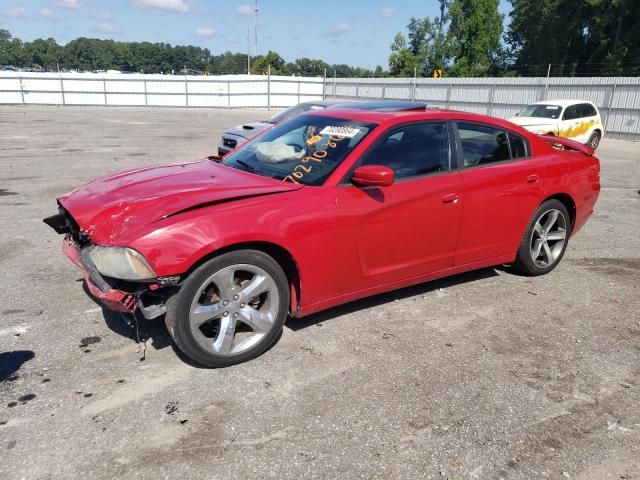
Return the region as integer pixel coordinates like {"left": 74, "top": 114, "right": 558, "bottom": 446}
{"left": 453, "top": 122, "right": 546, "bottom": 266}
{"left": 334, "top": 121, "right": 463, "bottom": 293}
{"left": 560, "top": 103, "right": 597, "bottom": 142}
{"left": 576, "top": 103, "right": 600, "bottom": 142}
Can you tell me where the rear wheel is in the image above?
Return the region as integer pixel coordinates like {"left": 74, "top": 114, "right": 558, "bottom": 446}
{"left": 165, "top": 250, "right": 289, "bottom": 367}
{"left": 587, "top": 130, "right": 601, "bottom": 149}
{"left": 513, "top": 199, "right": 571, "bottom": 276}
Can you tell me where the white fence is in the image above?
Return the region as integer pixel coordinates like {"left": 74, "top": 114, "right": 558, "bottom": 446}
{"left": 0, "top": 72, "right": 324, "bottom": 109}
{"left": 1, "top": 72, "right": 639, "bottom": 140}
{"left": 326, "top": 76, "right": 640, "bottom": 141}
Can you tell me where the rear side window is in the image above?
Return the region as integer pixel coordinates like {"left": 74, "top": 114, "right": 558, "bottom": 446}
{"left": 577, "top": 103, "right": 597, "bottom": 117}
{"left": 457, "top": 123, "right": 511, "bottom": 167}
{"left": 508, "top": 133, "right": 528, "bottom": 158}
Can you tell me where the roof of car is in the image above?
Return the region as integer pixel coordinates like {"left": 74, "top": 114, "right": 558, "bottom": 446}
{"left": 531, "top": 99, "right": 596, "bottom": 107}
{"left": 301, "top": 99, "right": 346, "bottom": 107}
{"left": 306, "top": 105, "right": 508, "bottom": 124}
{"left": 330, "top": 100, "right": 429, "bottom": 112}
{"left": 303, "top": 106, "right": 538, "bottom": 138}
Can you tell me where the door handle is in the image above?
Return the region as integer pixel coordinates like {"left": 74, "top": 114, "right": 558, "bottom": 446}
{"left": 441, "top": 193, "right": 459, "bottom": 204}
{"left": 527, "top": 174, "right": 539, "bottom": 183}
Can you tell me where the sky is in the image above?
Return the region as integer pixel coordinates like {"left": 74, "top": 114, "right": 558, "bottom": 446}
{"left": 0, "top": 0, "right": 511, "bottom": 69}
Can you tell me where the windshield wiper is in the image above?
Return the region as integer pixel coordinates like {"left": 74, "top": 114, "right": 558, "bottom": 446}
{"left": 235, "top": 159, "right": 259, "bottom": 173}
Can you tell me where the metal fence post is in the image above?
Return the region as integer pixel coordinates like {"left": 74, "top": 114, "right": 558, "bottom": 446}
{"left": 446, "top": 83, "right": 452, "bottom": 108}
{"left": 488, "top": 82, "right": 496, "bottom": 115}
{"left": 184, "top": 71, "right": 189, "bottom": 108}
{"left": 59, "top": 73, "right": 65, "bottom": 106}
{"left": 322, "top": 69, "right": 327, "bottom": 100}
{"left": 267, "top": 64, "right": 271, "bottom": 110}
{"left": 103, "top": 77, "right": 107, "bottom": 106}
{"left": 605, "top": 82, "right": 617, "bottom": 131}
{"left": 297, "top": 78, "right": 301, "bottom": 104}
{"left": 411, "top": 68, "right": 416, "bottom": 101}
{"left": 19, "top": 76, "right": 25, "bottom": 105}
{"left": 227, "top": 80, "right": 231, "bottom": 107}
{"left": 355, "top": 83, "right": 360, "bottom": 100}
{"left": 143, "top": 77, "right": 148, "bottom": 107}
{"left": 382, "top": 82, "right": 386, "bottom": 100}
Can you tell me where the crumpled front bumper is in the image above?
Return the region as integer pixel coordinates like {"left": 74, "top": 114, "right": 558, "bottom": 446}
{"left": 62, "top": 235, "right": 138, "bottom": 313}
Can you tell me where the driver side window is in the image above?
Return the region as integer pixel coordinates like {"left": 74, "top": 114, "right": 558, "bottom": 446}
{"left": 359, "top": 122, "right": 450, "bottom": 180}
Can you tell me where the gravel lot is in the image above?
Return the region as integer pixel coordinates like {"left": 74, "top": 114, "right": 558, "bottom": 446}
{"left": 0, "top": 106, "right": 639, "bottom": 480}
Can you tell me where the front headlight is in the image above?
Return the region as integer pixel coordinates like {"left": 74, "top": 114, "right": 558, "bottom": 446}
{"left": 89, "top": 246, "right": 156, "bottom": 281}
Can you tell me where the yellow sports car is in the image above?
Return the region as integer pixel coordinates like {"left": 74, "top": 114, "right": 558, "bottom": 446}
{"left": 509, "top": 100, "right": 604, "bottom": 149}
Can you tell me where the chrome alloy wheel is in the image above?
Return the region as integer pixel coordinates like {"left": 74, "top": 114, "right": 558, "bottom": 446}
{"left": 188, "top": 264, "right": 280, "bottom": 356}
{"left": 529, "top": 209, "right": 567, "bottom": 268}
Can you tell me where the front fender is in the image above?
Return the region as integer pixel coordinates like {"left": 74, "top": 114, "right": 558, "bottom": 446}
{"left": 125, "top": 187, "right": 339, "bottom": 308}
{"left": 129, "top": 204, "right": 301, "bottom": 277}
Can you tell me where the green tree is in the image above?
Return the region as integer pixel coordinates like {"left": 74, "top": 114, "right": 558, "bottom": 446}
{"left": 507, "top": 0, "right": 581, "bottom": 75}
{"left": 389, "top": 1, "right": 452, "bottom": 77}
{"left": 373, "top": 65, "right": 387, "bottom": 77}
{"left": 211, "top": 51, "right": 250, "bottom": 74}
{"left": 507, "top": 0, "right": 640, "bottom": 76}
{"left": 388, "top": 32, "right": 419, "bottom": 76}
{"left": 23, "top": 38, "right": 64, "bottom": 69}
{"left": 251, "top": 50, "right": 288, "bottom": 75}
{"left": 290, "top": 57, "right": 329, "bottom": 77}
{"left": 447, "top": 0, "right": 504, "bottom": 76}
{"left": 0, "top": 29, "right": 13, "bottom": 65}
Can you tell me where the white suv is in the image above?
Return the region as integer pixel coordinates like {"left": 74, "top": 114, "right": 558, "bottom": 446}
{"left": 509, "top": 100, "right": 604, "bottom": 149}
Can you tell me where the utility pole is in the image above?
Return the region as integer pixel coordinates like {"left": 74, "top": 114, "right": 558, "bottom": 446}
{"left": 254, "top": 0, "right": 259, "bottom": 56}
{"left": 247, "top": 30, "right": 251, "bottom": 75}
{"left": 544, "top": 63, "right": 551, "bottom": 100}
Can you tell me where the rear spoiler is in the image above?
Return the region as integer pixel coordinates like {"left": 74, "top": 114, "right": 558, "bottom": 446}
{"left": 540, "top": 135, "right": 594, "bottom": 156}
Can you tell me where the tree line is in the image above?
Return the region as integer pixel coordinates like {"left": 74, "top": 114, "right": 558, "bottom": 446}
{"left": 2, "top": 0, "right": 639, "bottom": 78}
{"left": 390, "top": 0, "right": 640, "bottom": 77}
{"left": 0, "top": 29, "right": 381, "bottom": 77}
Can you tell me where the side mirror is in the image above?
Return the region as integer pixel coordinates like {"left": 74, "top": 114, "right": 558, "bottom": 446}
{"left": 351, "top": 165, "right": 395, "bottom": 187}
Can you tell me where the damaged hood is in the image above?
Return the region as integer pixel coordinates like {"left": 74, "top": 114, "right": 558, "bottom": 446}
{"left": 59, "top": 159, "right": 302, "bottom": 244}
{"left": 225, "top": 122, "right": 271, "bottom": 139}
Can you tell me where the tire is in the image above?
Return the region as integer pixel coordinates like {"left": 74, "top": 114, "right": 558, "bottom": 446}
{"left": 587, "top": 130, "right": 601, "bottom": 149}
{"left": 513, "top": 199, "right": 571, "bottom": 276}
{"left": 165, "top": 250, "right": 289, "bottom": 367}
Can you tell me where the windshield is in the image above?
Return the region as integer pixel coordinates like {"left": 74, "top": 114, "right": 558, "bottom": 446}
{"left": 265, "top": 103, "right": 326, "bottom": 124}
{"left": 518, "top": 104, "right": 562, "bottom": 119}
{"left": 223, "top": 114, "right": 376, "bottom": 186}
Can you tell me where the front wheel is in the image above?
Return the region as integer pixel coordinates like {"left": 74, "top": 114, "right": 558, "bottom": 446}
{"left": 513, "top": 199, "right": 571, "bottom": 276}
{"left": 165, "top": 250, "right": 289, "bottom": 367}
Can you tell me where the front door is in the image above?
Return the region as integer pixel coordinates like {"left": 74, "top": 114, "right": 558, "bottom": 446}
{"left": 334, "top": 122, "right": 464, "bottom": 294}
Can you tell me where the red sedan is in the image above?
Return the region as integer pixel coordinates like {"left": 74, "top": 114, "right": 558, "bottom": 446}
{"left": 44, "top": 108, "right": 601, "bottom": 367}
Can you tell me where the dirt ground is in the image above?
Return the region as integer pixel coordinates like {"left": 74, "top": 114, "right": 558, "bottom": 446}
{"left": 0, "top": 106, "right": 639, "bottom": 480}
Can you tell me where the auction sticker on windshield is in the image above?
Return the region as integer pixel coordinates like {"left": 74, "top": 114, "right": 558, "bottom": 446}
{"left": 320, "top": 126, "right": 361, "bottom": 138}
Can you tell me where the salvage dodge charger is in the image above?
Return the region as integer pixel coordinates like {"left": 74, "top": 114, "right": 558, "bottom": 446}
{"left": 45, "top": 108, "right": 601, "bottom": 367}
